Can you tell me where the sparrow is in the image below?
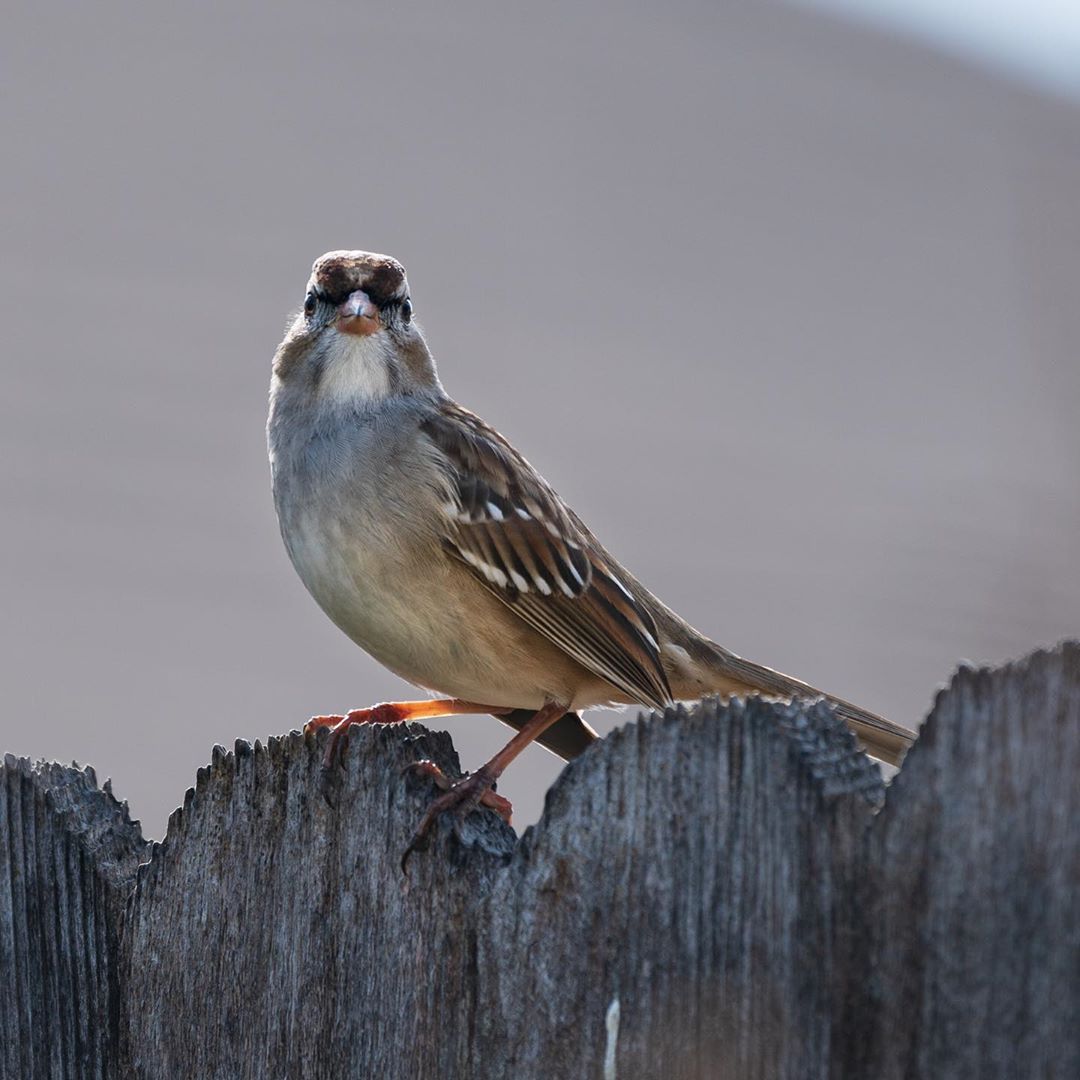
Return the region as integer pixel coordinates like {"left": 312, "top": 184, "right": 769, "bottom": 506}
{"left": 268, "top": 250, "right": 915, "bottom": 857}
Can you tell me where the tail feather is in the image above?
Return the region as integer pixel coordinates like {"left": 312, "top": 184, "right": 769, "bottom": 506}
{"left": 496, "top": 654, "right": 915, "bottom": 766}
{"left": 669, "top": 637, "right": 916, "bottom": 766}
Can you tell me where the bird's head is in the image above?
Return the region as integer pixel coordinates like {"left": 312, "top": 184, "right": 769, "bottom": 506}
{"left": 272, "top": 250, "right": 439, "bottom": 405}
{"left": 306, "top": 250, "right": 410, "bottom": 338}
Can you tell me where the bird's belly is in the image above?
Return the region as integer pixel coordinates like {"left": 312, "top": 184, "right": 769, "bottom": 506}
{"left": 282, "top": 514, "right": 573, "bottom": 709}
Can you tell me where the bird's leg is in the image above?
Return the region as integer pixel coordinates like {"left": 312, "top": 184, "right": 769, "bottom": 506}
{"left": 405, "top": 760, "right": 514, "bottom": 823}
{"left": 306, "top": 699, "right": 511, "bottom": 771}
{"left": 402, "top": 699, "right": 568, "bottom": 869}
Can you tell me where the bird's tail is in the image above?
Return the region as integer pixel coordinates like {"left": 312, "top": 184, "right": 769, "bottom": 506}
{"left": 498, "top": 636, "right": 916, "bottom": 766}
{"left": 667, "top": 634, "right": 916, "bottom": 766}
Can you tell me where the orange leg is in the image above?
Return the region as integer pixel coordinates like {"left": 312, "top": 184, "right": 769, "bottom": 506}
{"left": 305, "top": 698, "right": 510, "bottom": 771}
{"left": 401, "top": 699, "right": 568, "bottom": 871}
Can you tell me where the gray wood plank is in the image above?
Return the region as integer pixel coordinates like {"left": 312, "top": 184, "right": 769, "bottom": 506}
{"left": 120, "top": 700, "right": 881, "bottom": 1079}
{"left": 4, "top": 641, "right": 1078, "bottom": 1078}
{"left": 850, "top": 642, "right": 1080, "bottom": 1079}
{"left": 0, "top": 757, "right": 147, "bottom": 1079}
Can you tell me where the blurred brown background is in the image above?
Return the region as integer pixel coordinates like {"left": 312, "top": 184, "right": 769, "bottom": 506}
{"left": 3, "top": 2, "right": 1078, "bottom": 838}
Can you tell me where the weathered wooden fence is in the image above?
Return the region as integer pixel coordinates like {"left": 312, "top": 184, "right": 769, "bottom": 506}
{"left": 2, "top": 642, "right": 1078, "bottom": 1078}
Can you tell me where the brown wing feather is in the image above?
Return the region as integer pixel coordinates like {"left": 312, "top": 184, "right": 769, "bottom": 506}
{"left": 422, "top": 402, "right": 673, "bottom": 711}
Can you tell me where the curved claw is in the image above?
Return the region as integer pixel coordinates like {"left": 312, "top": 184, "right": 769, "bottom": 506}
{"left": 401, "top": 758, "right": 452, "bottom": 788}
{"left": 400, "top": 832, "right": 430, "bottom": 874}
{"left": 310, "top": 699, "right": 508, "bottom": 778}
{"left": 304, "top": 714, "right": 345, "bottom": 734}
{"left": 319, "top": 760, "right": 343, "bottom": 809}
{"left": 403, "top": 760, "right": 512, "bottom": 821}
{"left": 400, "top": 764, "right": 513, "bottom": 874}
{"left": 319, "top": 707, "right": 392, "bottom": 770}
{"left": 477, "top": 785, "right": 512, "bottom": 823}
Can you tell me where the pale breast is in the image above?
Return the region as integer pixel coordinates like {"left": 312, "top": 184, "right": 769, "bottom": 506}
{"left": 284, "top": 496, "right": 591, "bottom": 707}
{"left": 270, "top": 394, "right": 608, "bottom": 709}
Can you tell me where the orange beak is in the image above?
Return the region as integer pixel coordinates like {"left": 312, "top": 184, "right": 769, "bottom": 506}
{"left": 336, "top": 290, "right": 381, "bottom": 336}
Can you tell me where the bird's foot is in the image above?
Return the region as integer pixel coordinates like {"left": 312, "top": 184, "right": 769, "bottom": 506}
{"left": 305, "top": 699, "right": 508, "bottom": 774}
{"left": 400, "top": 760, "right": 512, "bottom": 872}
{"left": 306, "top": 704, "right": 412, "bottom": 770}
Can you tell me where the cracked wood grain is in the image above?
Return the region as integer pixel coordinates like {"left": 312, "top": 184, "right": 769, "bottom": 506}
{"left": 2, "top": 643, "right": 1077, "bottom": 1079}
{"left": 849, "top": 644, "right": 1080, "bottom": 1080}
{"left": 121, "top": 700, "right": 881, "bottom": 1079}
{"left": 0, "top": 757, "right": 147, "bottom": 1080}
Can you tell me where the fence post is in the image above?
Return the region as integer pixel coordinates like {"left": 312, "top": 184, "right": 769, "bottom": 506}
{"left": 2, "top": 643, "right": 1077, "bottom": 1078}
{"left": 850, "top": 644, "right": 1080, "bottom": 1079}
{"left": 0, "top": 758, "right": 147, "bottom": 1079}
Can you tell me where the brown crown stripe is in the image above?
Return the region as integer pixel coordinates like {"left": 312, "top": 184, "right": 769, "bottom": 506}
{"left": 312, "top": 252, "right": 407, "bottom": 307}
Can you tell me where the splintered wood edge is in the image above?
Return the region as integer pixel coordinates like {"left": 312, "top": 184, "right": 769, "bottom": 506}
{"left": 129, "top": 721, "right": 474, "bottom": 897}
{"left": 16, "top": 641, "right": 1079, "bottom": 895}
{"left": 533, "top": 694, "right": 887, "bottom": 829}
{"left": 2, "top": 754, "right": 149, "bottom": 892}
{"left": 875, "top": 639, "right": 1080, "bottom": 819}
{"left": 124, "top": 693, "right": 887, "bottom": 899}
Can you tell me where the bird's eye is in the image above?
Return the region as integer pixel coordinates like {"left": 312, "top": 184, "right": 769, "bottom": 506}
{"left": 303, "top": 292, "right": 317, "bottom": 317}
{"left": 401, "top": 297, "right": 413, "bottom": 322}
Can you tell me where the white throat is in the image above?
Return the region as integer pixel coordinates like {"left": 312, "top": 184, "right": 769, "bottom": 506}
{"left": 317, "top": 330, "right": 395, "bottom": 406}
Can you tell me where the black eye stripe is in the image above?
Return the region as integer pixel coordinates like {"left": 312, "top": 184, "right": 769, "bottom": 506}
{"left": 304, "top": 285, "right": 409, "bottom": 315}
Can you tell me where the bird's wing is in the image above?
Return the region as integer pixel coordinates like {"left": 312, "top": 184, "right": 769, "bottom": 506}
{"left": 421, "top": 401, "right": 673, "bottom": 711}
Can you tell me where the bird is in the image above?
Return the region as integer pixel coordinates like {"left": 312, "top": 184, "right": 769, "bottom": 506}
{"left": 267, "top": 250, "right": 916, "bottom": 856}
